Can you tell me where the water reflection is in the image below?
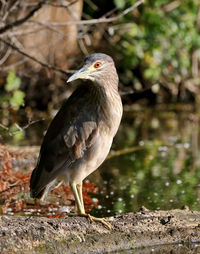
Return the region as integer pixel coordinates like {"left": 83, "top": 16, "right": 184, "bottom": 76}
{"left": 90, "top": 105, "right": 200, "bottom": 217}
{"left": 110, "top": 242, "right": 200, "bottom": 254}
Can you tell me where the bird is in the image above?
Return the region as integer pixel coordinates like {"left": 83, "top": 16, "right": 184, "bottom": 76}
{"left": 30, "top": 53, "right": 123, "bottom": 228}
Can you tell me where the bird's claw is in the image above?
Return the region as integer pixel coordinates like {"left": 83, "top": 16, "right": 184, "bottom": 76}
{"left": 80, "top": 213, "right": 111, "bottom": 229}
{"left": 67, "top": 212, "right": 111, "bottom": 229}
{"left": 86, "top": 214, "right": 111, "bottom": 229}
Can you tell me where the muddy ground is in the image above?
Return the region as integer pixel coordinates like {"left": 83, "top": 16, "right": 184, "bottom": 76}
{"left": 0, "top": 208, "right": 200, "bottom": 253}
{"left": 0, "top": 146, "right": 200, "bottom": 253}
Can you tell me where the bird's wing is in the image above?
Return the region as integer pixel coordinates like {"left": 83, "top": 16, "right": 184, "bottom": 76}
{"left": 30, "top": 84, "right": 101, "bottom": 197}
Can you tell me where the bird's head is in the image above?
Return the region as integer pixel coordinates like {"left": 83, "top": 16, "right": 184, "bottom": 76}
{"left": 67, "top": 53, "right": 118, "bottom": 85}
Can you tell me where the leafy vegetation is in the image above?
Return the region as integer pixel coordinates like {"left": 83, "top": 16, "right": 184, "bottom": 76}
{"left": 2, "top": 69, "right": 25, "bottom": 110}
{"left": 112, "top": 0, "right": 200, "bottom": 93}
{"left": 0, "top": 69, "right": 26, "bottom": 142}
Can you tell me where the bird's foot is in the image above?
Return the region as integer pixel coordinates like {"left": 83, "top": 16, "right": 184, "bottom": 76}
{"left": 67, "top": 213, "right": 111, "bottom": 229}
{"left": 81, "top": 213, "right": 111, "bottom": 229}
{"left": 67, "top": 212, "right": 111, "bottom": 229}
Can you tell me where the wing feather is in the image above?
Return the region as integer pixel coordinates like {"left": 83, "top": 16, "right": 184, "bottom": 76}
{"left": 30, "top": 84, "right": 100, "bottom": 197}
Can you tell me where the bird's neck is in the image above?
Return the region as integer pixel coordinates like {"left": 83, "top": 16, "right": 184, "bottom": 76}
{"left": 89, "top": 79, "right": 122, "bottom": 132}
{"left": 91, "top": 78, "right": 119, "bottom": 104}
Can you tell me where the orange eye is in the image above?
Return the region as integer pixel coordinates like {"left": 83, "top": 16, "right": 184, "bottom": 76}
{"left": 94, "top": 62, "right": 102, "bottom": 68}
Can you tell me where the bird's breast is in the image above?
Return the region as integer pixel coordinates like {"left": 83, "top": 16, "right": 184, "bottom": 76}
{"left": 82, "top": 130, "right": 113, "bottom": 178}
{"left": 103, "top": 92, "right": 123, "bottom": 136}
{"left": 63, "top": 85, "right": 122, "bottom": 183}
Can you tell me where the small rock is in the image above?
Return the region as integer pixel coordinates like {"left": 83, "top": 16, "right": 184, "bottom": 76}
{"left": 182, "top": 205, "right": 190, "bottom": 211}
{"left": 140, "top": 206, "right": 149, "bottom": 212}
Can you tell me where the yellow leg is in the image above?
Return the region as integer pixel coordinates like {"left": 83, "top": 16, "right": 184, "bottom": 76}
{"left": 70, "top": 181, "right": 111, "bottom": 230}
{"left": 77, "top": 183, "right": 84, "bottom": 213}
{"left": 70, "top": 182, "right": 85, "bottom": 214}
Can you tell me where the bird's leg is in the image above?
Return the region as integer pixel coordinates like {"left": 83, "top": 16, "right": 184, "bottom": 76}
{"left": 70, "top": 182, "right": 85, "bottom": 214}
{"left": 70, "top": 181, "right": 111, "bottom": 229}
{"left": 76, "top": 183, "right": 85, "bottom": 213}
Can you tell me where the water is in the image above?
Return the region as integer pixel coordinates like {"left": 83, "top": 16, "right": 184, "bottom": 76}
{"left": 1, "top": 104, "right": 200, "bottom": 217}
{"left": 1, "top": 105, "right": 200, "bottom": 252}
{"left": 88, "top": 105, "right": 200, "bottom": 217}
{"left": 110, "top": 242, "right": 200, "bottom": 253}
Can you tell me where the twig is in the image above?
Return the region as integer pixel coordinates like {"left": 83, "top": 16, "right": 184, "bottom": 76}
{"left": 0, "top": 0, "right": 144, "bottom": 75}
{"left": 11, "top": 21, "right": 69, "bottom": 38}
{"left": 107, "top": 146, "right": 144, "bottom": 160}
{"left": 78, "top": 38, "right": 89, "bottom": 55}
{"left": 0, "top": 59, "right": 27, "bottom": 71}
{"left": 0, "top": 0, "right": 49, "bottom": 35}
{"left": 46, "top": 0, "right": 78, "bottom": 9}
{"left": 4, "top": 27, "right": 46, "bottom": 37}
{"left": 84, "top": 0, "right": 98, "bottom": 11}
{"left": 28, "top": 0, "right": 145, "bottom": 27}
{"left": 0, "top": 119, "right": 46, "bottom": 136}
{"left": 0, "top": 37, "right": 75, "bottom": 75}
{"left": 2, "top": 0, "right": 20, "bottom": 22}
{"left": 0, "top": 46, "right": 11, "bottom": 65}
{"left": 0, "top": 123, "right": 9, "bottom": 131}
{"left": 101, "top": 6, "right": 119, "bottom": 18}
{"left": 162, "top": 0, "right": 181, "bottom": 12}
{"left": 15, "top": 119, "right": 46, "bottom": 132}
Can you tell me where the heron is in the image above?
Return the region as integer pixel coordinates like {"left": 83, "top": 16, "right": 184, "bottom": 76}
{"left": 30, "top": 53, "right": 123, "bottom": 228}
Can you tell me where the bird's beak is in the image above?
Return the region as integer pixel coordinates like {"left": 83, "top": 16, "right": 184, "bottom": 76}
{"left": 67, "top": 66, "right": 92, "bottom": 83}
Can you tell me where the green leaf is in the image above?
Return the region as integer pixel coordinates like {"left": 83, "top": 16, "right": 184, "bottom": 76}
{"left": 10, "top": 90, "right": 25, "bottom": 109}
{"left": 13, "top": 130, "right": 25, "bottom": 142}
{"left": 5, "top": 69, "right": 21, "bottom": 92}
{"left": 114, "top": 0, "right": 125, "bottom": 9}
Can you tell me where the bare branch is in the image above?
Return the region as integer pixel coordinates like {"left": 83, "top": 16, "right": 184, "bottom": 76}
{"left": 28, "top": 0, "right": 145, "bottom": 27}
{"left": 107, "top": 146, "right": 144, "bottom": 160}
{"left": 10, "top": 21, "right": 68, "bottom": 38}
{"left": 101, "top": 6, "right": 119, "bottom": 18}
{"left": 162, "top": 0, "right": 181, "bottom": 12}
{"left": 46, "top": 0, "right": 78, "bottom": 9}
{"left": 2, "top": 0, "right": 20, "bottom": 22}
{"left": 12, "top": 119, "right": 46, "bottom": 135}
{"left": 0, "top": 123, "right": 9, "bottom": 131}
{"left": 0, "top": 119, "right": 46, "bottom": 136}
{"left": 0, "top": 0, "right": 48, "bottom": 35}
{"left": 0, "top": 59, "right": 27, "bottom": 71}
{"left": 0, "top": 37, "right": 74, "bottom": 75}
{"left": 0, "top": 46, "right": 11, "bottom": 65}
{"left": 0, "top": 0, "right": 144, "bottom": 75}
{"left": 78, "top": 38, "right": 89, "bottom": 55}
{"left": 4, "top": 27, "right": 46, "bottom": 37}
{"left": 84, "top": 0, "right": 98, "bottom": 11}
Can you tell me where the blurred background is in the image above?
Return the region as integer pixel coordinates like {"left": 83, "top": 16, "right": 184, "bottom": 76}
{"left": 0, "top": 0, "right": 200, "bottom": 217}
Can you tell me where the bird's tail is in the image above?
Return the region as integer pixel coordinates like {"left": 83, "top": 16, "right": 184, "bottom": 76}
{"left": 30, "top": 167, "right": 46, "bottom": 199}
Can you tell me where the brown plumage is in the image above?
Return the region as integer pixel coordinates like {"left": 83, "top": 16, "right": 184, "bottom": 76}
{"left": 30, "top": 53, "right": 122, "bottom": 228}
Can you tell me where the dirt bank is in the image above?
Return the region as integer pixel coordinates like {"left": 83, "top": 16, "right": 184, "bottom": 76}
{"left": 0, "top": 208, "right": 200, "bottom": 253}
